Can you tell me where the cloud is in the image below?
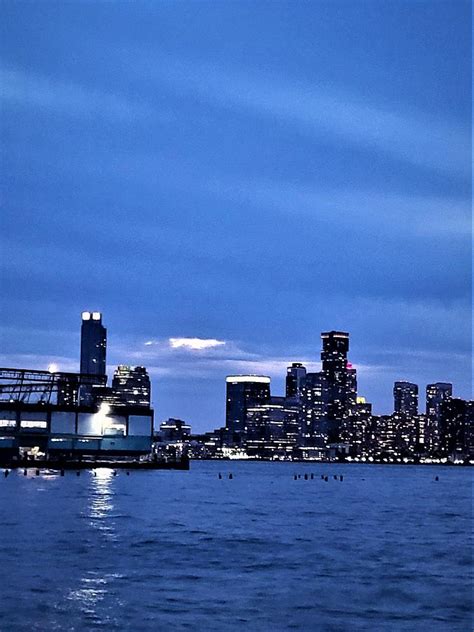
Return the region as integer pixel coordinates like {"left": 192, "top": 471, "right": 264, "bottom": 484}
{"left": 147, "top": 55, "right": 469, "bottom": 177}
{"left": 205, "top": 177, "right": 471, "bottom": 238}
{"left": 168, "top": 337, "right": 226, "bottom": 351}
{"left": 0, "top": 65, "right": 164, "bottom": 122}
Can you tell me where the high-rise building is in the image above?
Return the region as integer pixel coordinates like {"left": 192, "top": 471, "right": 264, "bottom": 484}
{"left": 393, "top": 381, "right": 418, "bottom": 417}
{"left": 285, "top": 362, "right": 307, "bottom": 399}
{"left": 340, "top": 396, "right": 372, "bottom": 456}
{"left": 111, "top": 365, "right": 151, "bottom": 408}
{"left": 321, "top": 330, "right": 351, "bottom": 424}
{"left": 425, "top": 383, "right": 452, "bottom": 453}
{"left": 80, "top": 311, "right": 107, "bottom": 377}
{"left": 346, "top": 364, "right": 358, "bottom": 416}
{"left": 438, "top": 398, "right": 472, "bottom": 457}
{"left": 245, "top": 397, "right": 300, "bottom": 458}
{"left": 79, "top": 311, "right": 107, "bottom": 405}
{"left": 300, "top": 372, "right": 329, "bottom": 446}
{"left": 426, "top": 383, "right": 452, "bottom": 418}
{"left": 225, "top": 375, "right": 270, "bottom": 439}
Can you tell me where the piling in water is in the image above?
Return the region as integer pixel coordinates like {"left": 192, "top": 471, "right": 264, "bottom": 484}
{"left": 229, "top": 473, "right": 233, "bottom": 479}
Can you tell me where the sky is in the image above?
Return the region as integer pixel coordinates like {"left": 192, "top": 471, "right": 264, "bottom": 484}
{"left": 0, "top": 0, "right": 471, "bottom": 431}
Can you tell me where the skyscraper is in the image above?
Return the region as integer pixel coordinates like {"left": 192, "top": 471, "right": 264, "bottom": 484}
{"left": 340, "top": 397, "right": 373, "bottom": 456}
{"left": 225, "top": 375, "right": 270, "bottom": 440}
{"left": 438, "top": 398, "right": 472, "bottom": 457}
{"left": 321, "top": 331, "right": 350, "bottom": 422}
{"left": 425, "top": 382, "right": 453, "bottom": 453}
{"left": 393, "top": 381, "right": 418, "bottom": 417}
{"left": 111, "top": 365, "right": 151, "bottom": 408}
{"left": 300, "top": 371, "right": 329, "bottom": 446}
{"left": 285, "top": 362, "right": 307, "bottom": 399}
{"left": 426, "top": 383, "right": 452, "bottom": 418}
{"left": 80, "top": 311, "right": 107, "bottom": 376}
{"left": 79, "top": 311, "right": 107, "bottom": 406}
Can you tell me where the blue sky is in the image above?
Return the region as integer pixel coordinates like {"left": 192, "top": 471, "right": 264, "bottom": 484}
{"left": 0, "top": 1, "right": 471, "bottom": 431}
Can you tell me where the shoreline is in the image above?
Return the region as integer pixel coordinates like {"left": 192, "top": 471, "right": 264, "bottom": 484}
{"left": 190, "top": 457, "right": 472, "bottom": 467}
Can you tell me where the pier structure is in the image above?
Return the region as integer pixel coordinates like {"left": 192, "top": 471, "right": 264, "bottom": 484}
{"left": 0, "top": 367, "right": 154, "bottom": 463}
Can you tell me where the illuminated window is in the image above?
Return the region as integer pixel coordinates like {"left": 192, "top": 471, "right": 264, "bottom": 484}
{"left": 21, "top": 420, "right": 48, "bottom": 429}
{"left": 0, "top": 419, "right": 16, "bottom": 427}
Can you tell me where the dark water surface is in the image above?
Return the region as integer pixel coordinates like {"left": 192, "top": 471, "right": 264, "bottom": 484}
{"left": 0, "top": 461, "right": 471, "bottom": 631}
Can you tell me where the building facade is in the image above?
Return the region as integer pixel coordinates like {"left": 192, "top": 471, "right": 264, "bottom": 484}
{"left": 285, "top": 363, "right": 307, "bottom": 399}
{"left": 438, "top": 398, "right": 473, "bottom": 458}
{"left": 426, "top": 383, "right": 453, "bottom": 417}
{"left": 300, "top": 372, "right": 329, "bottom": 447}
{"left": 111, "top": 365, "right": 151, "bottom": 408}
{"left": 80, "top": 311, "right": 107, "bottom": 376}
{"left": 245, "top": 397, "right": 300, "bottom": 458}
{"left": 321, "top": 331, "right": 350, "bottom": 422}
{"left": 225, "top": 376, "right": 271, "bottom": 441}
{"left": 79, "top": 311, "right": 107, "bottom": 406}
{"left": 393, "top": 381, "right": 418, "bottom": 417}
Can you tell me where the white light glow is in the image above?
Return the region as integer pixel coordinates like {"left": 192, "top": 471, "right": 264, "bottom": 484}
{"left": 82, "top": 311, "right": 91, "bottom": 321}
{"left": 169, "top": 337, "right": 226, "bottom": 350}
{"left": 99, "top": 403, "right": 111, "bottom": 415}
{"left": 48, "top": 363, "right": 58, "bottom": 373}
{"left": 92, "top": 312, "right": 101, "bottom": 320}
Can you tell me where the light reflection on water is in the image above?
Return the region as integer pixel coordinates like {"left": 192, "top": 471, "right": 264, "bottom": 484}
{"left": 89, "top": 469, "right": 114, "bottom": 518}
{"left": 88, "top": 468, "right": 117, "bottom": 540}
{"left": 67, "top": 576, "right": 107, "bottom": 611}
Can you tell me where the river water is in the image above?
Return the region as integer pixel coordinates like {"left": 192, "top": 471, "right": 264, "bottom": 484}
{"left": 0, "top": 461, "right": 471, "bottom": 631}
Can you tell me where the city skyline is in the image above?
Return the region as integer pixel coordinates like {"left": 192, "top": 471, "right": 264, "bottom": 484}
{"left": 1, "top": 2, "right": 471, "bottom": 431}
{"left": 0, "top": 309, "right": 469, "bottom": 434}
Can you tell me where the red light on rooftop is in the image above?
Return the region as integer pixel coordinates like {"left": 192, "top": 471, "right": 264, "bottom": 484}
{"left": 346, "top": 362, "right": 353, "bottom": 369}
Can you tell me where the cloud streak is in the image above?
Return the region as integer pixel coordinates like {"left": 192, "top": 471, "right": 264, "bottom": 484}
{"left": 147, "top": 55, "right": 469, "bottom": 178}
{"left": 205, "top": 177, "right": 471, "bottom": 238}
{"left": 0, "top": 65, "right": 164, "bottom": 122}
{"left": 134, "top": 55, "right": 470, "bottom": 178}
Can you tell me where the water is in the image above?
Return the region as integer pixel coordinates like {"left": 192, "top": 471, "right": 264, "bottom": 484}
{"left": 0, "top": 461, "right": 471, "bottom": 631}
